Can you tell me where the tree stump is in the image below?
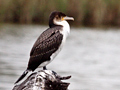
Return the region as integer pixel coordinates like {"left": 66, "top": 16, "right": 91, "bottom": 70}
{"left": 12, "top": 70, "right": 71, "bottom": 90}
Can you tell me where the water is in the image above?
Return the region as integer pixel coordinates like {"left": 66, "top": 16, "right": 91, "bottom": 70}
{"left": 0, "top": 24, "right": 120, "bottom": 90}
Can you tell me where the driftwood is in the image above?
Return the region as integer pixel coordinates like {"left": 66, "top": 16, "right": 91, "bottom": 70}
{"left": 12, "top": 70, "right": 71, "bottom": 90}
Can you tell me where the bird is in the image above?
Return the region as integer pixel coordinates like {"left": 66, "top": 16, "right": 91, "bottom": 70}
{"left": 15, "top": 11, "right": 74, "bottom": 84}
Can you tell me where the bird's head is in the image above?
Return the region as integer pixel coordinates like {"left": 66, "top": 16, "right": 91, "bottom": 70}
{"left": 49, "top": 11, "right": 74, "bottom": 28}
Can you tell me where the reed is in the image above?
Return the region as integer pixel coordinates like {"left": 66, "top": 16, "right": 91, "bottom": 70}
{"left": 0, "top": 0, "right": 120, "bottom": 27}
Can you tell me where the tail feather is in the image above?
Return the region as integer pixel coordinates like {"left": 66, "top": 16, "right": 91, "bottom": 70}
{"left": 15, "top": 69, "right": 29, "bottom": 84}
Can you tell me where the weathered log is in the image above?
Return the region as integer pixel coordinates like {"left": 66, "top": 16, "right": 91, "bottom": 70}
{"left": 12, "top": 70, "right": 71, "bottom": 90}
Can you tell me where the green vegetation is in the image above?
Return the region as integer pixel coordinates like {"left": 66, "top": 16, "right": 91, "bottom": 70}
{"left": 0, "top": 0, "right": 120, "bottom": 27}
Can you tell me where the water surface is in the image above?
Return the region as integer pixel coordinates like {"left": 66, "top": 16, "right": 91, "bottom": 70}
{"left": 0, "top": 24, "right": 120, "bottom": 90}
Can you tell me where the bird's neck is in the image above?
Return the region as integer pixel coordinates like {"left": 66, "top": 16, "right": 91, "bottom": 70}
{"left": 49, "top": 20, "right": 70, "bottom": 35}
{"left": 59, "top": 21, "right": 70, "bottom": 43}
{"left": 61, "top": 21, "right": 70, "bottom": 35}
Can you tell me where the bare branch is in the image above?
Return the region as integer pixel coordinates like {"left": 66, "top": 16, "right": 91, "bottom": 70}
{"left": 13, "top": 70, "right": 71, "bottom": 90}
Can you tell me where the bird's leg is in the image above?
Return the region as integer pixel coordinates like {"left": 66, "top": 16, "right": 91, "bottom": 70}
{"left": 43, "top": 66, "right": 47, "bottom": 70}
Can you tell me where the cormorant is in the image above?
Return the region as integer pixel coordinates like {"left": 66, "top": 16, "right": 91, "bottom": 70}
{"left": 15, "top": 11, "right": 74, "bottom": 84}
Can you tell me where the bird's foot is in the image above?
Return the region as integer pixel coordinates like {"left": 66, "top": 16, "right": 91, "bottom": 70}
{"left": 52, "top": 71, "right": 57, "bottom": 76}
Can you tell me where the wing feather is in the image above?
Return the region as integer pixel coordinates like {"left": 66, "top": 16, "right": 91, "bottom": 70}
{"left": 27, "top": 26, "right": 63, "bottom": 71}
{"left": 30, "top": 26, "right": 62, "bottom": 56}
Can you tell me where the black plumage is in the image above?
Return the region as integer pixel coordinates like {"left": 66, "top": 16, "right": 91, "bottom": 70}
{"left": 28, "top": 26, "right": 63, "bottom": 71}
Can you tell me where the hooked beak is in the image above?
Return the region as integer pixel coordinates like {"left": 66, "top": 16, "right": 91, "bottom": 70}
{"left": 62, "top": 16, "right": 74, "bottom": 21}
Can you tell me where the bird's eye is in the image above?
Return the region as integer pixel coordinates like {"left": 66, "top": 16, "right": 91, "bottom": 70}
{"left": 56, "top": 15, "right": 59, "bottom": 19}
{"left": 56, "top": 16, "right": 59, "bottom": 19}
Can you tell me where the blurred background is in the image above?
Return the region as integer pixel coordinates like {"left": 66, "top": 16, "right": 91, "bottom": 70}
{"left": 0, "top": 0, "right": 120, "bottom": 27}
{"left": 0, "top": 0, "right": 120, "bottom": 90}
